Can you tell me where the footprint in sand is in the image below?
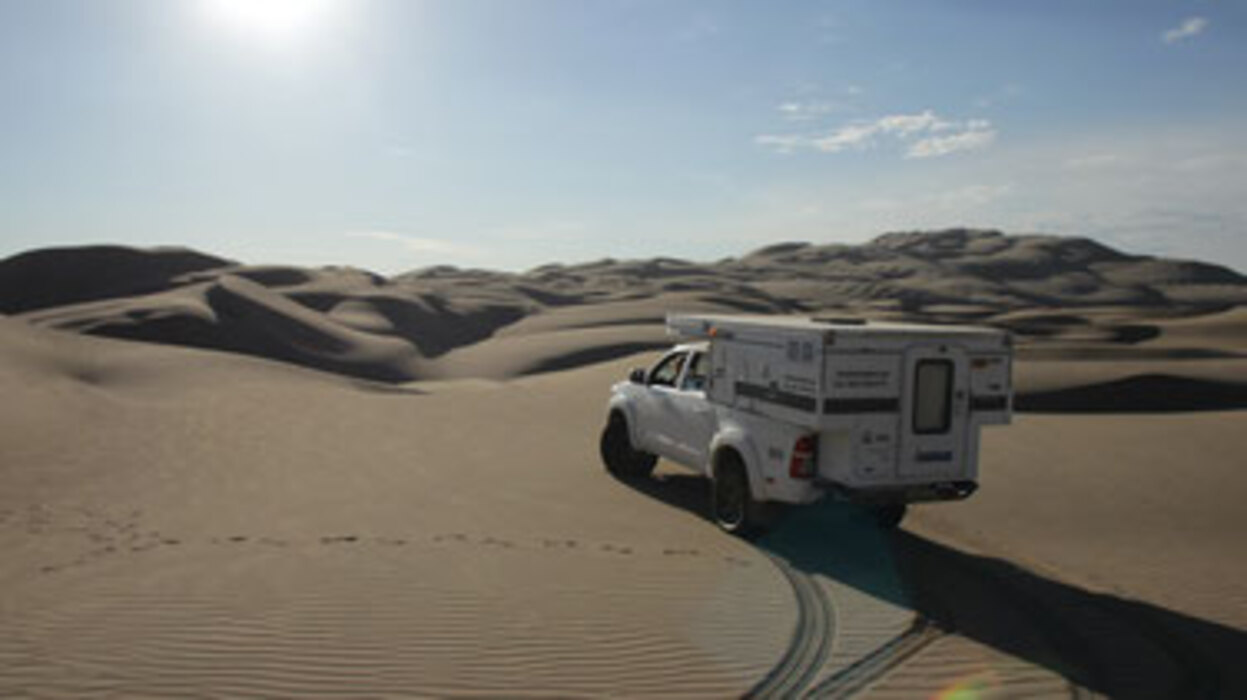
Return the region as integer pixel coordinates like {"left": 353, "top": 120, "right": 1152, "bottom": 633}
{"left": 321, "top": 535, "right": 359, "bottom": 544}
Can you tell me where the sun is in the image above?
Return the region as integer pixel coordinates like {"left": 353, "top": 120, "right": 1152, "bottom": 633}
{"left": 203, "top": 0, "right": 338, "bottom": 45}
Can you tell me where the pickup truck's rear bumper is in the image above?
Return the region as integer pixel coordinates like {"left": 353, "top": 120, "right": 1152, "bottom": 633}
{"left": 815, "top": 479, "right": 978, "bottom": 505}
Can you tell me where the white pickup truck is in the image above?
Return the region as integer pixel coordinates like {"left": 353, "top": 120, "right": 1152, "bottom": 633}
{"left": 600, "top": 314, "right": 1013, "bottom": 534}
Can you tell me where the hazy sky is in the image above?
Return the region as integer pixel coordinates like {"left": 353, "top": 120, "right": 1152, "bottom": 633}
{"left": 2, "top": 0, "right": 1245, "bottom": 273}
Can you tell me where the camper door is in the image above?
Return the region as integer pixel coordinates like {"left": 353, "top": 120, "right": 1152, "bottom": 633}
{"left": 899, "top": 345, "right": 970, "bottom": 479}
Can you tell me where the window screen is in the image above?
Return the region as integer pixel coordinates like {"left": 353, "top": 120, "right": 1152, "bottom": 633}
{"left": 913, "top": 360, "right": 953, "bottom": 434}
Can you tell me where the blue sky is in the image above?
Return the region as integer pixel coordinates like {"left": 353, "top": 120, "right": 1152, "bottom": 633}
{"left": 1, "top": 0, "right": 1244, "bottom": 273}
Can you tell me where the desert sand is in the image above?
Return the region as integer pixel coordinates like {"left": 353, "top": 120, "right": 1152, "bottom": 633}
{"left": 2, "top": 230, "right": 1246, "bottom": 697}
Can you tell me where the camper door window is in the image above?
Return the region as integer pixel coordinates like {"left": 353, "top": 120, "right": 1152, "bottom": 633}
{"left": 914, "top": 359, "right": 954, "bottom": 434}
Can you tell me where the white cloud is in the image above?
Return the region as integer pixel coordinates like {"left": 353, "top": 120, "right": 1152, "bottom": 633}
{"left": 776, "top": 100, "right": 842, "bottom": 121}
{"left": 754, "top": 134, "right": 805, "bottom": 154}
{"left": 813, "top": 122, "right": 880, "bottom": 153}
{"left": 1162, "top": 16, "right": 1207, "bottom": 44}
{"left": 907, "top": 127, "right": 996, "bottom": 158}
{"left": 346, "top": 231, "right": 481, "bottom": 258}
{"left": 757, "top": 110, "right": 995, "bottom": 159}
{"left": 877, "top": 110, "right": 944, "bottom": 136}
{"left": 482, "top": 219, "right": 589, "bottom": 242}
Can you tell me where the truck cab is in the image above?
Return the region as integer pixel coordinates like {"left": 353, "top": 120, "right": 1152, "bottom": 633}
{"left": 623, "top": 343, "right": 715, "bottom": 467}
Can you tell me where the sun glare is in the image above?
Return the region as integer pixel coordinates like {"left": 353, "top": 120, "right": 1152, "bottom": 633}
{"left": 203, "top": 0, "right": 338, "bottom": 46}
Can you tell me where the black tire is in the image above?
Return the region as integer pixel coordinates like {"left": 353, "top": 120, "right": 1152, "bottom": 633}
{"left": 600, "top": 413, "right": 657, "bottom": 479}
{"left": 870, "top": 503, "right": 908, "bottom": 529}
{"left": 711, "top": 452, "right": 768, "bottom": 537}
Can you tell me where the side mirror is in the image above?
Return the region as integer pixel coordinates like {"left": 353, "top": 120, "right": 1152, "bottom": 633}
{"left": 628, "top": 368, "right": 646, "bottom": 384}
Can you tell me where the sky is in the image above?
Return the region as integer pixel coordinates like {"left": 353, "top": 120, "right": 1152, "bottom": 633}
{"left": 1, "top": 0, "right": 1245, "bottom": 274}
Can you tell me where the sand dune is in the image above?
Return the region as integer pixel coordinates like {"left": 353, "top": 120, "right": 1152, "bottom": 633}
{"left": 1, "top": 320, "right": 1244, "bottom": 697}
{"left": 3, "top": 230, "right": 1247, "bottom": 696}
{"left": 6, "top": 230, "right": 1246, "bottom": 399}
{"left": 0, "top": 245, "right": 231, "bottom": 314}
{"left": 0, "top": 321, "right": 794, "bottom": 696}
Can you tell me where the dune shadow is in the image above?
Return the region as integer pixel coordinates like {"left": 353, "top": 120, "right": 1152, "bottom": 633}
{"left": 520, "top": 341, "right": 671, "bottom": 376}
{"left": 616, "top": 472, "right": 1247, "bottom": 699}
{"left": 1016, "top": 374, "right": 1247, "bottom": 413}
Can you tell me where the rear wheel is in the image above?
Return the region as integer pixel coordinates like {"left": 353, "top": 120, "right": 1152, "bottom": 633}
{"left": 711, "top": 453, "right": 768, "bottom": 537}
{"left": 600, "top": 413, "right": 657, "bottom": 479}
{"left": 870, "top": 503, "right": 908, "bottom": 529}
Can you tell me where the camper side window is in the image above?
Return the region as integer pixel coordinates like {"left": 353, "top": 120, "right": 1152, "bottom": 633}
{"left": 649, "top": 352, "right": 687, "bottom": 388}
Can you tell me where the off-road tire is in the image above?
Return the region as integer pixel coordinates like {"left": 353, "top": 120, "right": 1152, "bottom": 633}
{"left": 711, "top": 453, "right": 769, "bottom": 537}
{"left": 870, "top": 503, "right": 908, "bottom": 529}
{"left": 600, "top": 413, "right": 657, "bottom": 479}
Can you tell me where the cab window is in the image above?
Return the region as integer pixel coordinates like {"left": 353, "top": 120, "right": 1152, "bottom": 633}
{"left": 681, "top": 351, "right": 707, "bottom": 392}
{"left": 648, "top": 352, "right": 687, "bottom": 388}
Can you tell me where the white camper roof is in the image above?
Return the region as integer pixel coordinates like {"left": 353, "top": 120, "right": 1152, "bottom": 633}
{"left": 667, "top": 313, "right": 1007, "bottom": 342}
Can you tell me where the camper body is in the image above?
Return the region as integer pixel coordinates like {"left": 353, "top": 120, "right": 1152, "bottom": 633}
{"left": 601, "top": 314, "right": 1012, "bottom": 532}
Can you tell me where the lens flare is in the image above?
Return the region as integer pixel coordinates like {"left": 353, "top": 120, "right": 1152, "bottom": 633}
{"left": 933, "top": 670, "right": 997, "bottom": 699}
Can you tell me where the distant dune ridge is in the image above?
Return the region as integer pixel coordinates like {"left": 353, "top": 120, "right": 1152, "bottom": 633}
{"left": 2, "top": 228, "right": 1245, "bottom": 408}
{"left": 0, "top": 245, "right": 233, "bottom": 314}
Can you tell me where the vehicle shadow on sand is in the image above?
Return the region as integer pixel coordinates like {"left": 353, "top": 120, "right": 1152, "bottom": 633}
{"left": 618, "top": 471, "right": 1247, "bottom": 699}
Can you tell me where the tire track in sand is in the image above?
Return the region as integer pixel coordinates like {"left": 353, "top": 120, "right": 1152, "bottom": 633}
{"left": 745, "top": 554, "right": 835, "bottom": 698}
{"left": 804, "top": 617, "right": 944, "bottom": 698}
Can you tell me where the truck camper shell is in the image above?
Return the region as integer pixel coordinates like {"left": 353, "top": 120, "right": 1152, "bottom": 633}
{"left": 666, "top": 313, "right": 1012, "bottom": 503}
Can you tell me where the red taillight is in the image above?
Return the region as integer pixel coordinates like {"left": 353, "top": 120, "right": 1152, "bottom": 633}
{"left": 789, "top": 434, "right": 818, "bottom": 479}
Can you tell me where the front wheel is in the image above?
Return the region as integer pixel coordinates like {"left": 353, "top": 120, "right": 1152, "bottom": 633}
{"left": 600, "top": 413, "right": 657, "bottom": 479}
